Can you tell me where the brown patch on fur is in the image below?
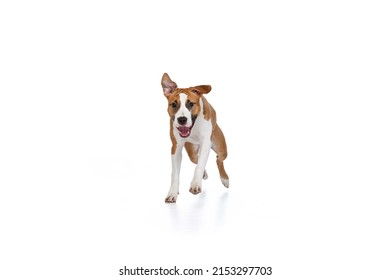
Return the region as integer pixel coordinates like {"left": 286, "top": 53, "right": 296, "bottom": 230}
{"left": 184, "top": 142, "right": 199, "bottom": 164}
{"left": 201, "top": 96, "right": 218, "bottom": 132}
{"left": 165, "top": 90, "right": 201, "bottom": 119}
{"left": 211, "top": 124, "right": 229, "bottom": 180}
{"left": 186, "top": 92, "right": 201, "bottom": 116}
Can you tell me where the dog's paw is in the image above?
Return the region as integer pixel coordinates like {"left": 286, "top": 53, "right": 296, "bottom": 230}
{"left": 189, "top": 185, "right": 202, "bottom": 195}
{"left": 165, "top": 194, "right": 177, "bottom": 203}
{"left": 221, "top": 177, "right": 229, "bottom": 188}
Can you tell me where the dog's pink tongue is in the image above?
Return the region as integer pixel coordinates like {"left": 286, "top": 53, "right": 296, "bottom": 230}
{"left": 178, "top": 126, "right": 190, "bottom": 137}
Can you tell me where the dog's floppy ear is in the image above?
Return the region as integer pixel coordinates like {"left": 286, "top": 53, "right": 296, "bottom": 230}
{"left": 161, "top": 73, "right": 177, "bottom": 97}
{"left": 191, "top": 85, "right": 212, "bottom": 95}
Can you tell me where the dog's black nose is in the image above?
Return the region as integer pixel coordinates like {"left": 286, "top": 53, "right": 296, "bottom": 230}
{"left": 177, "top": 116, "right": 187, "bottom": 125}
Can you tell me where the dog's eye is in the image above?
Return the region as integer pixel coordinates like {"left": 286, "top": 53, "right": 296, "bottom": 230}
{"left": 171, "top": 102, "right": 177, "bottom": 108}
{"left": 187, "top": 101, "right": 194, "bottom": 108}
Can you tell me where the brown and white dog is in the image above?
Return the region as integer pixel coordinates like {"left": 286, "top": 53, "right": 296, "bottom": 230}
{"left": 161, "top": 73, "right": 229, "bottom": 203}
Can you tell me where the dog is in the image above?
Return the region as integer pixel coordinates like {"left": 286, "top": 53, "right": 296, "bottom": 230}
{"left": 161, "top": 73, "right": 229, "bottom": 203}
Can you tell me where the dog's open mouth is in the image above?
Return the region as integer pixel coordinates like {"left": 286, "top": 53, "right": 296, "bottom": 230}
{"left": 177, "top": 125, "right": 192, "bottom": 138}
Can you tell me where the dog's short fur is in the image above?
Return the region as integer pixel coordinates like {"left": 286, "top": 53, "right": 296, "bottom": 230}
{"left": 161, "top": 73, "right": 229, "bottom": 203}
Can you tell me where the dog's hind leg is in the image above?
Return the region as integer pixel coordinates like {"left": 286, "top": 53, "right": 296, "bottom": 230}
{"left": 211, "top": 125, "right": 229, "bottom": 188}
{"left": 184, "top": 142, "right": 208, "bottom": 180}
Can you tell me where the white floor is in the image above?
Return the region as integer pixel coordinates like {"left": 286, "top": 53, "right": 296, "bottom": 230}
{"left": 1, "top": 1, "right": 390, "bottom": 279}
{"left": 1, "top": 109, "right": 389, "bottom": 279}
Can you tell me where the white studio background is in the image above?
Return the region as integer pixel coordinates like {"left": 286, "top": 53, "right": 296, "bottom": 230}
{"left": 1, "top": 1, "right": 389, "bottom": 279}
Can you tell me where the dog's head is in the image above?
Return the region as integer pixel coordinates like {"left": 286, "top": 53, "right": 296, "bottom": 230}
{"left": 161, "top": 73, "right": 211, "bottom": 138}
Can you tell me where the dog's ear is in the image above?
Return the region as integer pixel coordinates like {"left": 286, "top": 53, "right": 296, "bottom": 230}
{"left": 191, "top": 85, "right": 212, "bottom": 95}
{"left": 161, "top": 73, "right": 177, "bottom": 97}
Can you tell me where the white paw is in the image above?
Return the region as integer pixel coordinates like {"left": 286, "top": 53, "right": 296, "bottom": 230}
{"left": 189, "top": 185, "right": 202, "bottom": 195}
{"left": 165, "top": 193, "right": 177, "bottom": 203}
{"left": 221, "top": 177, "right": 229, "bottom": 188}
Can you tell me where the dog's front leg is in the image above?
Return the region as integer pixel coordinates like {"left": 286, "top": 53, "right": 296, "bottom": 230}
{"left": 189, "top": 140, "right": 211, "bottom": 195}
{"left": 165, "top": 144, "right": 183, "bottom": 203}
